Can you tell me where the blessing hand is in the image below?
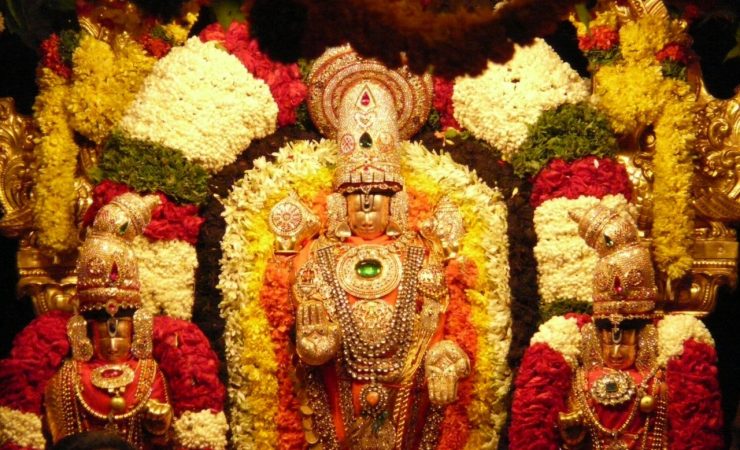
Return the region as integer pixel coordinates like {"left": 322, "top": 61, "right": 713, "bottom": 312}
{"left": 296, "top": 300, "right": 340, "bottom": 365}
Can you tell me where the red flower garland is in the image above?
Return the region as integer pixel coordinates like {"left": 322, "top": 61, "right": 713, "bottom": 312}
{"left": 665, "top": 339, "right": 724, "bottom": 450}
{"left": 40, "top": 34, "right": 72, "bottom": 79}
{"left": 83, "top": 180, "right": 204, "bottom": 244}
{"left": 565, "top": 312, "right": 592, "bottom": 330}
{"left": 0, "top": 311, "right": 71, "bottom": 413}
{"left": 200, "top": 22, "right": 308, "bottom": 127}
{"left": 437, "top": 257, "right": 478, "bottom": 449}
{"left": 656, "top": 42, "right": 692, "bottom": 65}
{"left": 140, "top": 34, "right": 172, "bottom": 58}
{"left": 152, "top": 316, "right": 226, "bottom": 414}
{"left": 578, "top": 25, "right": 619, "bottom": 52}
{"left": 432, "top": 76, "right": 460, "bottom": 130}
{"left": 259, "top": 257, "right": 304, "bottom": 450}
{"left": 509, "top": 343, "right": 573, "bottom": 450}
{"left": 530, "top": 157, "right": 632, "bottom": 208}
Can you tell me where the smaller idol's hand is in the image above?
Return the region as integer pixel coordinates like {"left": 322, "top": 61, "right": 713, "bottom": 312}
{"left": 425, "top": 340, "right": 470, "bottom": 407}
{"left": 143, "top": 399, "right": 173, "bottom": 436}
{"left": 557, "top": 411, "right": 587, "bottom": 449}
{"left": 296, "top": 300, "right": 340, "bottom": 365}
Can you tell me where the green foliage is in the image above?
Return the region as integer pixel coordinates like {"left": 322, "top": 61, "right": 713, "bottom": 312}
{"left": 585, "top": 47, "right": 621, "bottom": 69}
{"left": 539, "top": 299, "right": 593, "bottom": 324}
{"left": 58, "top": 29, "right": 79, "bottom": 65}
{"left": 94, "top": 131, "right": 210, "bottom": 205}
{"left": 511, "top": 102, "right": 618, "bottom": 177}
{"left": 150, "top": 25, "right": 175, "bottom": 44}
{"left": 661, "top": 61, "right": 687, "bottom": 80}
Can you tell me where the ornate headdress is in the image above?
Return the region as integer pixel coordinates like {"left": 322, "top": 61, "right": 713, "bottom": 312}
{"left": 75, "top": 193, "right": 159, "bottom": 315}
{"left": 570, "top": 202, "right": 658, "bottom": 323}
{"left": 307, "top": 45, "right": 433, "bottom": 194}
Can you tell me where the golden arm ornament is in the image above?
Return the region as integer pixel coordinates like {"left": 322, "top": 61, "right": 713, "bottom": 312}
{"left": 424, "top": 340, "right": 470, "bottom": 407}
{"left": 420, "top": 196, "right": 465, "bottom": 261}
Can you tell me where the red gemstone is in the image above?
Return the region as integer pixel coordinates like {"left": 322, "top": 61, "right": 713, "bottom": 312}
{"left": 361, "top": 92, "right": 371, "bottom": 106}
{"left": 110, "top": 263, "right": 119, "bottom": 282}
{"left": 614, "top": 276, "right": 623, "bottom": 295}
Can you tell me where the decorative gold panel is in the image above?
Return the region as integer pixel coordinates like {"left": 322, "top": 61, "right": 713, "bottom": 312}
{"left": 0, "top": 98, "right": 36, "bottom": 238}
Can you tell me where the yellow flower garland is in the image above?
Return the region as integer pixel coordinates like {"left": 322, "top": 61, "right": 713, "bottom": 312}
{"left": 32, "top": 69, "right": 80, "bottom": 253}
{"left": 220, "top": 140, "right": 512, "bottom": 448}
{"left": 592, "top": 14, "right": 695, "bottom": 280}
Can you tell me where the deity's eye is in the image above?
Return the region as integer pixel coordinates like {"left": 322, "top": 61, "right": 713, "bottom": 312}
{"left": 604, "top": 233, "right": 614, "bottom": 247}
{"left": 359, "top": 132, "right": 373, "bottom": 148}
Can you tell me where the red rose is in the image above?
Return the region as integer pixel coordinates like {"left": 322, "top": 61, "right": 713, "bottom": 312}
{"left": 656, "top": 42, "right": 692, "bottom": 65}
{"left": 578, "top": 25, "right": 619, "bottom": 52}
{"left": 531, "top": 157, "right": 631, "bottom": 207}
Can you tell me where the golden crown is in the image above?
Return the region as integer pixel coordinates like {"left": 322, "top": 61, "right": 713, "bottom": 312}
{"left": 307, "top": 45, "right": 432, "bottom": 193}
{"left": 76, "top": 193, "right": 159, "bottom": 315}
{"left": 570, "top": 202, "right": 657, "bottom": 321}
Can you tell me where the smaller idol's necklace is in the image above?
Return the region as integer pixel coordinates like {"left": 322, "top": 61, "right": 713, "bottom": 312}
{"left": 90, "top": 364, "right": 136, "bottom": 414}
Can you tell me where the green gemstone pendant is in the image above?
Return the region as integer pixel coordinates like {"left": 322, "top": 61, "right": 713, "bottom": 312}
{"left": 356, "top": 259, "right": 382, "bottom": 278}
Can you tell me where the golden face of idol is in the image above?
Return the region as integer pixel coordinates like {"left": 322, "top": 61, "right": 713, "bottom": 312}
{"left": 598, "top": 327, "right": 638, "bottom": 370}
{"left": 91, "top": 316, "right": 133, "bottom": 363}
{"left": 346, "top": 193, "right": 391, "bottom": 240}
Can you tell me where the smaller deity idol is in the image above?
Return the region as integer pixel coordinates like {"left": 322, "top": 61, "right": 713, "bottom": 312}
{"left": 44, "top": 193, "right": 173, "bottom": 448}
{"left": 269, "top": 46, "right": 470, "bottom": 449}
{"left": 510, "top": 202, "right": 723, "bottom": 450}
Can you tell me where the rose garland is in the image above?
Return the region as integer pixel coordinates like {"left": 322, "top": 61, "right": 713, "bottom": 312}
{"left": 533, "top": 194, "right": 629, "bottom": 305}
{"left": 200, "top": 21, "right": 308, "bottom": 127}
{"left": 511, "top": 313, "right": 723, "bottom": 449}
{"left": 119, "top": 36, "right": 278, "bottom": 173}
{"left": 589, "top": 14, "right": 696, "bottom": 280}
{"left": 219, "top": 139, "right": 512, "bottom": 448}
{"left": 452, "top": 38, "right": 590, "bottom": 160}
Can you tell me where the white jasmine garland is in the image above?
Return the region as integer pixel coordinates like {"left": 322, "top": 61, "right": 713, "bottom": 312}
{"left": 0, "top": 407, "right": 45, "bottom": 449}
{"left": 119, "top": 37, "right": 278, "bottom": 173}
{"left": 533, "top": 194, "right": 629, "bottom": 303}
{"left": 656, "top": 314, "right": 715, "bottom": 366}
{"left": 131, "top": 236, "right": 197, "bottom": 320}
{"left": 173, "top": 410, "right": 229, "bottom": 450}
{"left": 530, "top": 316, "right": 582, "bottom": 368}
{"left": 453, "top": 38, "right": 590, "bottom": 160}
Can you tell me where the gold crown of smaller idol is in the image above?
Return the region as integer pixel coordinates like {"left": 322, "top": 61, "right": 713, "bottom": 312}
{"left": 75, "top": 193, "right": 159, "bottom": 316}
{"left": 307, "top": 45, "right": 433, "bottom": 194}
{"left": 570, "top": 202, "right": 658, "bottom": 322}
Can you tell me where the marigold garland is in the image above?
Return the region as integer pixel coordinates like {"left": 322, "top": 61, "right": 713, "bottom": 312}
{"left": 31, "top": 69, "right": 79, "bottom": 253}
{"left": 219, "top": 139, "right": 512, "bottom": 448}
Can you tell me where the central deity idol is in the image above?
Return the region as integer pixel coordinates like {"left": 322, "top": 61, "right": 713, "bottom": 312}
{"left": 268, "top": 47, "right": 471, "bottom": 449}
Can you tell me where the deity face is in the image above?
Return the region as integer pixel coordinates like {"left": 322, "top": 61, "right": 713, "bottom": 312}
{"left": 90, "top": 316, "right": 133, "bottom": 363}
{"left": 598, "top": 327, "right": 638, "bottom": 370}
{"left": 346, "top": 193, "right": 391, "bottom": 239}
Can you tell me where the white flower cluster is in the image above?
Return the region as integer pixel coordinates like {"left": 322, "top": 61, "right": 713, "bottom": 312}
{"left": 0, "top": 406, "right": 45, "bottom": 449}
{"left": 452, "top": 38, "right": 590, "bottom": 160}
{"left": 119, "top": 37, "right": 278, "bottom": 173}
{"left": 173, "top": 410, "right": 229, "bottom": 450}
{"left": 530, "top": 316, "right": 582, "bottom": 367}
{"left": 131, "top": 236, "right": 197, "bottom": 320}
{"left": 533, "top": 194, "right": 628, "bottom": 303}
{"left": 656, "top": 314, "right": 715, "bottom": 366}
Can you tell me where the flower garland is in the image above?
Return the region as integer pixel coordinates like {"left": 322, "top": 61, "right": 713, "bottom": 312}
{"left": 96, "top": 132, "right": 210, "bottom": 205}
{"left": 530, "top": 157, "right": 631, "bottom": 208}
{"left": 656, "top": 314, "right": 714, "bottom": 366}
{"left": 219, "top": 139, "right": 512, "bottom": 448}
{"left": 432, "top": 76, "right": 459, "bottom": 130}
{"left": 528, "top": 315, "right": 582, "bottom": 367}
{"left": 452, "top": 38, "right": 590, "bottom": 159}
{"left": 510, "top": 103, "right": 618, "bottom": 177}
{"left": 31, "top": 69, "right": 80, "bottom": 253}
{"left": 590, "top": 14, "right": 696, "bottom": 280}
{"left": 200, "top": 22, "right": 308, "bottom": 127}
{"left": 132, "top": 236, "right": 198, "bottom": 320}
{"left": 172, "top": 410, "right": 230, "bottom": 450}
{"left": 0, "top": 407, "right": 45, "bottom": 449}
{"left": 119, "top": 36, "right": 278, "bottom": 173}
{"left": 533, "top": 194, "right": 628, "bottom": 304}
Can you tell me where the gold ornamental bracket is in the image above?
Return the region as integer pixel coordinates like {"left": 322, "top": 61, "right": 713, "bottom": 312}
{"left": 0, "top": 97, "right": 36, "bottom": 238}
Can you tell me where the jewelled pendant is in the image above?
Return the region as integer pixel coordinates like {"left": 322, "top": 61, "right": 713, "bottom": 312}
{"left": 590, "top": 370, "right": 636, "bottom": 406}
{"left": 356, "top": 259, "right": 382, "bottom": 278}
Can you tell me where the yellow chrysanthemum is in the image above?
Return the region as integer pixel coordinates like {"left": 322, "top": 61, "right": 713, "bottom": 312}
{"left": 619, "top": 15, "right": 670, "bottom": 64}
{"left": 67, "top": 34, "right": 155, "bottom": 144}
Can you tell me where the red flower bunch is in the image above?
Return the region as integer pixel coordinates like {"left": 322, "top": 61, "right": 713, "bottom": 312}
{"left": 41, "top": 34, "right": 72, "bottom": 79}
{"left": 140, "top": 34, "right": 172, "bottom": 58}
{"left": 152, "top": 316, "right": 226, "bottom": 414}
{"left": 437, "top": 258, "right": 478, "bottom": 449}
{"left": 656, "top": 42, "right": 692, "bottom": 65}
{"left": 509, "top": 343, "right": 573, "bottom": 450}
{"left": 578, "top": 25, "right": 620, "bottom": 52}
{"left": 565, "top": 312, "right": 592, "bottom": 329}
{"left": 84, "top": 180, "right": 204, "bottom": 244}
{"left": 530, "top": 157, "right": 632, "bottom": 208}
{"left": 200, "top": 22, "right": 308, "bottom": 127}
{"left": 259, "top": 257, "right": 304, "bottom": 449}
{"left": 665, "top": 339, "right": 724, "bottom": 449}
{"left": 0, "top": 311, "right": 71, "bottom": 413}
{"left": 433, "top": 76, "right": 460, "bottom": 130}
